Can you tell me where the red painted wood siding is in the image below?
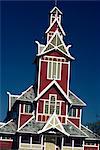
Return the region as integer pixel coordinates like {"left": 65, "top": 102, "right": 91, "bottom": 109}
{"left": 38, "top": 100, "right": 44, "bottom": 113}
{"left": 21, "top": 104, "right": 24, "bottom": 113}
{"left": 61, "top": 102, "right": 66, "bottom": 115}
{"left": 37, "top": 85, "right": 68, "bottom": 123}
{"left": 39, "top": 51, "right": 69, "bottom": 94}
{"left": 68, "top": 118, "right": 80, "bottom": 127}
{"left": 84, "top": 146, "right": 98, "bottom": 150}
{"left": 39, "top": 61, "right": 51, "bottom": 93}
{"left": 0, "top": 140, "right": 13, "bottom": 150}
{"left": 41, "top": 86, "right": 64, "bottom": 100}
{"left": 77, "top": 109, "right": 80, "bottom": 117}
{"left": 20, "top": 114, "right": 32, "bottom": 127}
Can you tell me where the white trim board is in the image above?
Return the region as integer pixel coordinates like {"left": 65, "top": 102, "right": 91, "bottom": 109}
{"left": 50, "top": 6, "right": 63, "bottom": 15}
{"left": 34, "top": 80, "right": 72, "bottom": 104}
{"left": 45, "top": 18, "right": 65, "bottom": 36}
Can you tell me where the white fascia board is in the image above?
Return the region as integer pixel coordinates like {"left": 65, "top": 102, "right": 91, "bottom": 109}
{"left": 37, "top": 47, "right": 74, "bottom": 60}
{"left": 34, "top": 80, "right": 55, "bottom": 101}
{"left": 34, "top": 80, "right": 72, "bottom": 104}
{"left": 69, "top": 90, "right": 87, "bottom": 106}
{"left": 40, "top": 30, "right": 58, "bottom": 54}
{"left": 16, "top": 85, "right": 33, "bottom": 100}
{"left": 0, "top": 119, "right": 13, "bottom": 129}
{"left": 50, "top": 6, "right": 63, "bottom": 14}
{"left": 38, "top": 30, "right": 75, "bottom": 60}
{"left": 17, "top": 116, "right": 34, "bottom": 131}
{"left": 38, "top": 112, "right": 69, "bottom": 136}
{"left": 35, "top": 41, "right": 45, "bottom": 54}
{"left": 45, "top": 18, "right": 66, "bottom": 36}
{"left": 7, "top": 92, "right": 19, "bottom": 97}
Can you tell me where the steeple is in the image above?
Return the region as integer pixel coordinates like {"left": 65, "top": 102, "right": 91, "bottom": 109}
{"left": 50, "top": 6, "right": 62, "bottom": 25}
{"left": 46, "top": 6, "right": 65, "bottom": 42}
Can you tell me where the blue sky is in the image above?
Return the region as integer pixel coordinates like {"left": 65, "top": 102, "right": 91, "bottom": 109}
{"left": 1, "top": 1, "right": 100, "bottom": 124}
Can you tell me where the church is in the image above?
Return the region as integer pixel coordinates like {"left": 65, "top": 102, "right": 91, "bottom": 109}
{"left": 0, "top": 5, "right": 100, "bottom": 150}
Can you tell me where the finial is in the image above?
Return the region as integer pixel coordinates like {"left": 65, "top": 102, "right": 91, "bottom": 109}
{"left": 55, "top": 0, "right": 57, "bottom": 6}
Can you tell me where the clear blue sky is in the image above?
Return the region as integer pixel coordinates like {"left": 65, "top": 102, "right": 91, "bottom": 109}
{"left": 1, "top": 1, "right": 100, "bottom": 124}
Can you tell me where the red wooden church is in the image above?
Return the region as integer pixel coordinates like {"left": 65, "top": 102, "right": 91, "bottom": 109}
{"left": 0, "top": 6, "right": 100, "bottom": 150}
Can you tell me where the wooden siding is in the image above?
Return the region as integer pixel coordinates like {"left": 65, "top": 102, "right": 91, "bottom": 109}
{"left": 0, "top": 140, "right": 13, "bottom": 150}
{"left": 20, "top": 114, "right": 32, "bottom": 127}
{"left": 68, "top": 118, "right": 80, "bottom": 127}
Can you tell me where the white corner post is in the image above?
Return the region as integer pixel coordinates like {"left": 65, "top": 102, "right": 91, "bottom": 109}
{"left": 19, "top": 136, "right": 21, "bottom": 149}
{"left": 30, "top": 136, "right": 32, "bottom": 148}
{"left": 61, "top": 136, "right": 64, "bottom": 150}
{"left": 41, "top": 135, "right": 44, "bottom": 150}
{"left": 72, "top": 139, "right": 74, "bottom": 150}
{"left": 83, "top": 140, "right": 85, "bottom": 150}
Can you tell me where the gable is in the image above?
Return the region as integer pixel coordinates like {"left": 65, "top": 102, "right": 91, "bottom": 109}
{"left": 38, "top": 112, "right": 69, "bottom": 135}
{"left": 37, "top": 31, "right": 74, "bottom": 60}
{"left": 41, "top": 85, "right": 67, "bottom": 102}
{"left": 46, "top": 19, "right": 65, "bottom": 35}
{"left": 35, "top": 80, "right": 72, "bottom": 104}
{"left": 17, "top": 86, "right": 35, "bottom": 102}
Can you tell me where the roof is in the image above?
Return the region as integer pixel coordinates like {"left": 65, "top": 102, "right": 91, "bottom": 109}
{"left": 69, "top": 91, "right": 86, "bottom": 106}
{"left": 0, "top": 120, "right": 17, "bottom": 134}
{"left": 45, "top": 18, "right": 66, "bottom": 36}
{"left": 34, "top": 80, "right": 72, "bottom": 104}
{"left": 63, "top": 122, "right": 87, "bottom": 137}
{"left": 18, "top": 117, "right": 45, "bottom": 134}
{"left": 37, "top": 30, "right": 74, "bottom": 60}
{"left": 81, "top": 125, "right": 100, "bottom": 141}
{"left": 50, "top": 6, "right": 63, "bottom": 14}
{"left": 17, "top": 114, "right": 87, "bottom": 138}
{"left": 17, "top": 85, "right": 35, "bottom": 102}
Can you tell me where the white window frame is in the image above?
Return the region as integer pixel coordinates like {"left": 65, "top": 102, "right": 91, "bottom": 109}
{"left": 44, "top": 94, "right": 61, "bottom": 115}
{"left": 47, "top": 60, "right": 62, "bottom": 80}
{"left": 23, "top": 104, "right": 31, "bottom": 114}
{"left": 68, "top": 108, "right": 78, "bottom": 118}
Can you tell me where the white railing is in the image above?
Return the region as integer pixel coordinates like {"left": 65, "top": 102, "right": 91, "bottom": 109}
{"left": 19, "top": 143, "right": 41, "bottom": 150}
{"left": 63, "top": 146, "right": 83, "bottom": 150}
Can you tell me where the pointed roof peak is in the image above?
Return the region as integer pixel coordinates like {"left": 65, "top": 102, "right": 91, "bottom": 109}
{"left": 50, "top": 6, "right": 63, "bottom": 15}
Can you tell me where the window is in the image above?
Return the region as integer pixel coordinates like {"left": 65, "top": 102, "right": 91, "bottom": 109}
{"left": 25, "top": 104, "right": 31, "bottom": 113}
{"left": 21, "top": 135, "right": 30, "bottom": 143}
{"left": 45, "top": 95, "right": 60, "bottom": 115}
{"left": 48, "top": 32, "right": 54, "bottom": 41}
{"left": 32, "top": 135, "right": 41, "bottom": 144}
{"left": 45, "top": 101, "right": 49, "bottom": 114}
{"left": 50, "top": 96, "right": 55, "bottom": 114}
{"left": 68, "top": 108, "right": 77, "bottom": 117}
{"left": 48, "top": 61, "right": 61, "bottom": 80}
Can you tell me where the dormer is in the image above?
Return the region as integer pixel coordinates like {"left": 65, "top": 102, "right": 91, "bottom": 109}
{"left": 50, "top": 6, "right": 62, "bottom": 25}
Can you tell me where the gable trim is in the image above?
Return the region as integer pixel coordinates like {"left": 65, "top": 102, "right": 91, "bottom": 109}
{"left": 37, "top": 30, "right": 74, "bottom": 60}
{"left": 17, "top": 115, "right": 34, "bottom": 131}
{"left": 34, "top": 80, "right": 72, "bottom": 104}
{"left": 69, "top": 90, "right": 87, "bottom": 106}
{"left": 16, "top": 85, "right": 33, "bottom": 100}
{"left": 38, "top": 111, "right": 69, "bottom": 136}
{"left": 50, "top": 6, "right": 63, "bottom": 14}
{"left": 45, "top": 18, "right": 66, "bottom": 36}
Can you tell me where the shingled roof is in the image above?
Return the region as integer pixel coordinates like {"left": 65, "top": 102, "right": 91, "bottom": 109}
{"left": 18, "top": 117, "right": 45, "bottom": 134}
{"left": 63, "top": 122, "right": 87, "bottom": 137}
{"left": 81, "top": 125, "right": 100, "bottom": 141}
{"left": 0, "top": 120, "right": 17, "bottom": 134}
{"left": 69, "top": 91, "right": 86, "bottom": 106}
